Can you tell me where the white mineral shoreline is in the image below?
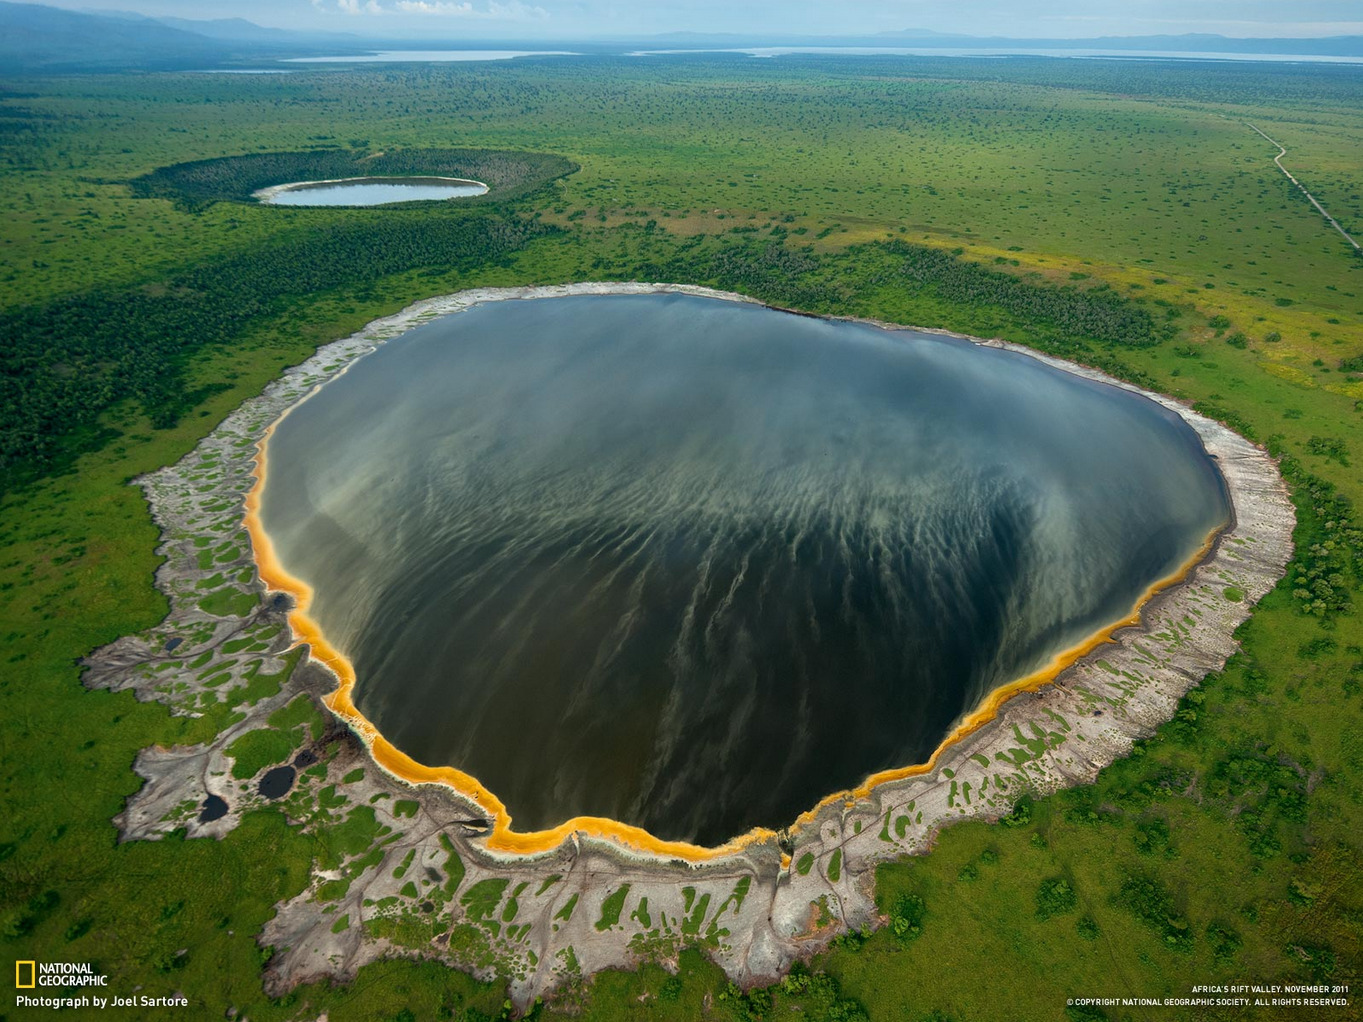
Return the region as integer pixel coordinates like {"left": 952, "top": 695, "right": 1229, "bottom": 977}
{"left": 85, "top": 282, "right": 1296, "bottom": 1007}
{"left": 248, "top": 281, "right": 1289, "bottom": 857}
{"left": 254, "top": 282, "right": 1243, "bottom": 829}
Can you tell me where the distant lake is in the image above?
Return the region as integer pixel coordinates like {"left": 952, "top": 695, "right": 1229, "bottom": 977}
{"left": 255, "top": 176, "right": 488, "bottom": 207}
{"left": 630, "top": 46, "right": 1363, "bottom": 64}
{"left": 259, "top": 293, "right": 1229, "bottom": 844}
{"left": 278, "top": 46, "right": 1363, "bottom": 67}
{"left": 286, "top": 50, "right": 578, "bottom": 63}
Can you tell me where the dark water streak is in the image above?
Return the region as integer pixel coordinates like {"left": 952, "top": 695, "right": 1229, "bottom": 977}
{"left": 259, "top": 294, "right": 1228, "bottom": 845}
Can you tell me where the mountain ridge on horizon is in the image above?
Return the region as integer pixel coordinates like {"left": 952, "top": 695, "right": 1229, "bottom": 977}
{"left": 3, "top": 0, "right": 1362, "bottom": 73}
{"left": 649, "top": 26, "right": 1363, "bottom": 52}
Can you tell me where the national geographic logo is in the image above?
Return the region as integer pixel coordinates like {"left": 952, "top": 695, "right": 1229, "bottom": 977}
{"left": 13, "top": 960, "right": 108, "bottom": 987}
{"left": 13, "top": 959, "right": 188, "bottom": 1011}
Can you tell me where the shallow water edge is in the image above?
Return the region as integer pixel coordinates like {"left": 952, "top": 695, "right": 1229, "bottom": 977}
{"left": 244, "top": 283, "right": 1241, "bottom": 860}
{"left": 82, "top": 282, "right": 1293, "bottom": 1007}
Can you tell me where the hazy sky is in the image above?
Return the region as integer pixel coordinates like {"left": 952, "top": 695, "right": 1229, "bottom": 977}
{"left": 52, "top": 0, "right": 1363, "bottom": 39}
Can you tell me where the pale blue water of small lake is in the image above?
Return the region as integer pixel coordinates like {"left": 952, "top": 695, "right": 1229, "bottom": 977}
{"left": 286, "top": 50, "right": 577, "bottom": 63}
{"left": 259, "top": 177, "right": 488, "bottom": 206}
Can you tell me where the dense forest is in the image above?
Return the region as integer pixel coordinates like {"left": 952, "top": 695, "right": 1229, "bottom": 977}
{"left": 808, "top": 52, "right": 1363, "bottom": 107}
{"left": 631, "top": 237, "right": 1166, "bottom": 351}
{"left": 129, "top": 147, "right": 579, "bottom": 210}
{"left": 0, "top": 210, "right": 555, "bottom": 491}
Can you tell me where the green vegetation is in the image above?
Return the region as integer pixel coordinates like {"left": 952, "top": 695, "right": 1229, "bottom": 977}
{"left": 225, "top": 727, "right": 296, "bottom": 779}
{"left": 194, "top": 588, "right": 256, "bottom": 618}
{"left": 440, "top": 833, "right": 465, "bottom": 897}
{"left": 1034, "top": 876, "right": 1078, "bottom": 920}
{"left": 553, "top": 893, "right": 580, "bottom": 923}
{"left": 0, "top": 52, "right": 1360, "bottom": 1022}
{"left": 887, "top": 892, "right": 926, "bottom": 944}
{"left": 130, "top": 146, "right": 577, "bottom": 210}
{"left": 0, "top": 207, "right": 554, "bottom": 489}
{"left": 826, "top": 849, "right": 842, "bottom": 884}
{"left": 460, "top": 878, "right": 510, "bottom": 923}
{"left": 595, "top": 886, "right": 631, "bottom": 932}
{"left": 265, "top": 695, "right": 322, "bottom": 742}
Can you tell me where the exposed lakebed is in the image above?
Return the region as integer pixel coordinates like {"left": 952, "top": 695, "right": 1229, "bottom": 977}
{"left": 257, "top": 293, "right": 1229, "bottom": 845}
{"left": 254, "top": 176, "right": 488, "bottom": 206}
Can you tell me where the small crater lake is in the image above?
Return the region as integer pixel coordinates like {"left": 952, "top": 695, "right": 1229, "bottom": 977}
{"left": 257, "top": 293, "right": 1230, "bottom": 845}
{"left": 255, "top": 176, "right": 488, "bottom": 206}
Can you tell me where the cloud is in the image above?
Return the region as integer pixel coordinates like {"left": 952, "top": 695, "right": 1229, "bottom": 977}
{"left": 330, "top": 0, "right": 385, "bottom": 13}
{"left": 395, "top": 0, "right": 470, "bottom": 11}
{"left": 315, "top": 0, "right": 549, "bottom": 19}
{"left": 395, "top": 0, "right": 550, "bottom": 19}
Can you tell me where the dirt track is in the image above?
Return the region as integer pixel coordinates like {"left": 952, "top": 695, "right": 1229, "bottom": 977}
{"left": 1249, "top": 121, "right": 1361, "bottom": 252}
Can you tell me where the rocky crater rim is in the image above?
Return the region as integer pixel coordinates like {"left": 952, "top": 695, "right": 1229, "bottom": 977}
{"left": 84, "top": 281, "right": 1293, "bottom": 1007}
{"left": 126, "top": 147, "right": 579, "bottom": 207}
{"left": 244, "top": 282, "right": 1249, "bottom": 863}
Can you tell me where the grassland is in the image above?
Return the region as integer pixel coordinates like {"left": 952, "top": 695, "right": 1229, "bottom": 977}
{"left": 0, "top": 54, "right": 1360, "bottom": 1021}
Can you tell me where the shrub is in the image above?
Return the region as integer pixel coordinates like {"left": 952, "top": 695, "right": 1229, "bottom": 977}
{"left": 890, "top": 893, "right": 926, "bottom": 943}
{"left": 1036, "top": 877, "right": 1078, "bottom": 920}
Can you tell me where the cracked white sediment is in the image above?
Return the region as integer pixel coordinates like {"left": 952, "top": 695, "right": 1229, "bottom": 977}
{"left": 83, "top": 283, "right": 1295, "bottom": 1007}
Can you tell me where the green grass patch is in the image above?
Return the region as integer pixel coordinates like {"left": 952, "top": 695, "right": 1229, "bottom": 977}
{"left": 595, "top": 885, "right": 630, "bottom": 932}
{"left": 224, "top": 728, "right": 296, "bottom": 779}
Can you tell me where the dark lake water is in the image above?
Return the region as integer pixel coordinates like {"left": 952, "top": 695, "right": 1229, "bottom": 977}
{"left": 259, "top": 294, "right": 1229, "bottom": 844}
{"left": 257, "top": 177, "right": 488, "bottom": 206}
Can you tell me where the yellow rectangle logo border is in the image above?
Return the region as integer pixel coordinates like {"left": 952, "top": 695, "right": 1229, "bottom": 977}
{"left": 16, "top": 960, "right": 36, "bottom": 988}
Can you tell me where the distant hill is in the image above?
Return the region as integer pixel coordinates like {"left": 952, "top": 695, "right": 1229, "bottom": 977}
{"left": 2, "top": 2, "right": 1361, "bottom": 73}
{"left": 151, "top": 16, "right": 295, "bottom": 42}
{"left": 640, "top": 27, "right": 1363, "bottom": 57}
{"left": 874, "top": 29, "right": 1363, "bottom": 57}
{"left": 153, "top": 15, "right": 362, "bottom": 46}
{"left": 0, "top": 1, "right": 228, "bottom": 71}
{"left": 0, "top": 2, "right": 369, "bottom": 73}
